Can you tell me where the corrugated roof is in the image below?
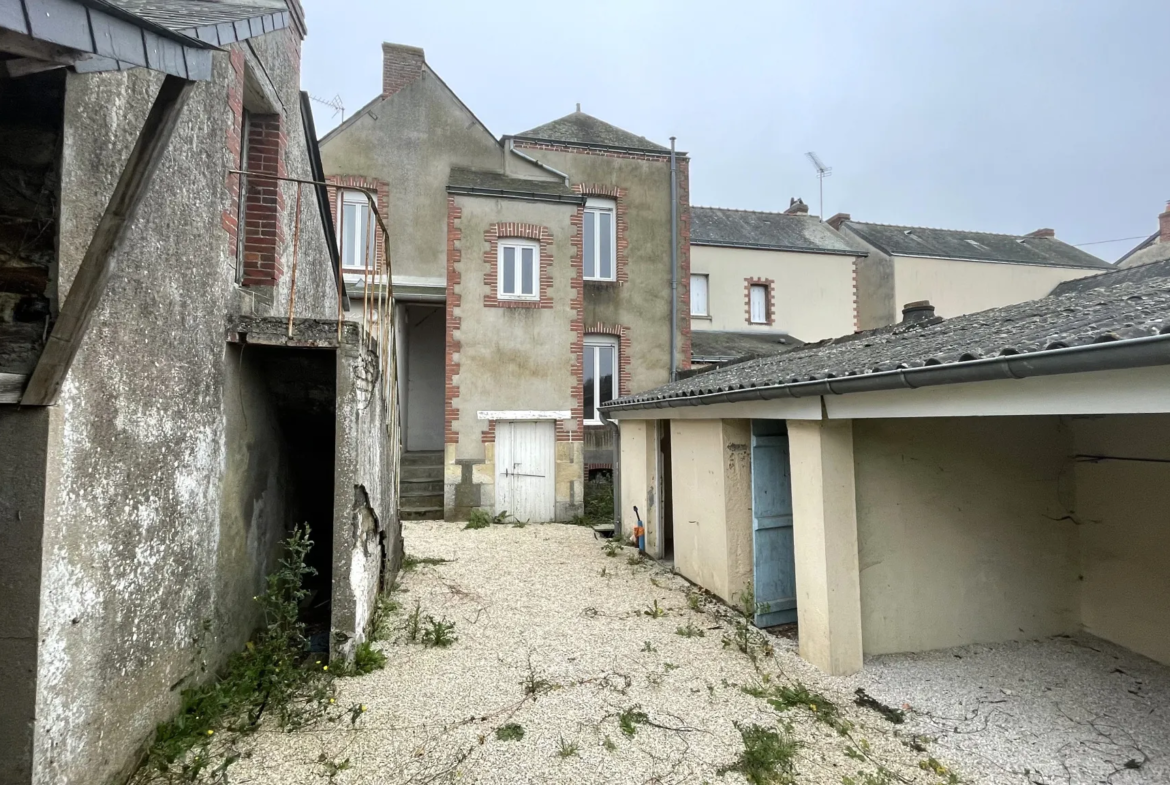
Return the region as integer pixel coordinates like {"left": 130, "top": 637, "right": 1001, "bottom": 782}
{"left": 692, "top": 206, "right": 862, "bottom": 255}
{"left": 843, "top": 220, "right": 1110, "bottom": 269}
{"left": 513, "top": 111, "right": 668, "bottom": 153}
{"left": 609, "top": 276, "right": 1170, "bottom": 408}
{"left": 691, "top": 331, "right": 804, "bottom": 362}
{"left": 1051, "top": 257, "right": 1170, "bottom": 296}
{"left": 447, "top": 169, "right": 582, "bottom": 202}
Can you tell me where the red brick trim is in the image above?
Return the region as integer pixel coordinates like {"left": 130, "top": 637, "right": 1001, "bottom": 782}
{"left": 326, "top": 175, "right": 390, "bottom": 273}
{"left": 745, "top": 277, "right": 776, "bottom": 327}
{"left": 482, "top": 222, "right": 554, "bottom": 309}
{"left": 585, "top": 323, "right": 632, "bottom": 398}
{"left": 240, "top": 114, "right": 287, "bottom": 287}
{"left": 221, "top": 48, "right": 246, "bottom": 259}
{"left": 573, "top": 184, "right": 628, "bottom": 284}
{"left": 444, "top": 197, "right": 462, "bottom": 445}
{"left": 851, "top": 262, "right": 860, "bottom": 332}
{"left": 678, "top": 158, "right": 692, "bottom": 370}
{"left": 513, "top": 139, "right": 675, "bottom": 163}
{"left": 566, "top": 205, "right": 585, "bottom": 442}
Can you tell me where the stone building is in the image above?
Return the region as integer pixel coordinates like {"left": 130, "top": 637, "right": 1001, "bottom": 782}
{"left": 0, "top": 2, "right": 400, "bottom": 783}
{"left": 320, "top": 43, "right": 690, "bottom": 522}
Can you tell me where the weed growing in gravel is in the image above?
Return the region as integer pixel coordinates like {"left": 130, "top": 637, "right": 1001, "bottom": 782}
{"left": 334, "top": 641, "right": 386, "bottom": 676}
{"left": 556, "top": 737, "right": 579, "bottom": 758}
{"left": 842, "top": 769, "right": 896, "bottom": 785}
{"left": 404, "top": 602, "right": 422, "bottom": 642}
{"left": 618, "top": 707, "right": 649, "bottom": 738}
{"left": 401, "top": 554, "right": 451, "bottom": 571}
{"left": 421, "top": 617, "right": 458, "bottom": 647}
{"left": 603, "top": 540, "right": 622, "bottom": 557}
{"left": 853, "top": 688, "right": 906, "bottom": 724}
{"left": 599, "top": 566, "right": 608, "bottom": 577}
{"left": 768, "top": 683, "right": 851, "bottom": 735}
{"left": 676, "top": 621, "right": 705, "bottom": 638}
{"left": 603, "top": 735, "right": 617, "bottom": 752}
{"left": 495, "top": 723, "right": 524, "bottom": 741}
{"left": 643, "top": 599, "right": 666, "bottom": 618}
{"left": 465, "top": 509, "right": 492, "bottom": 529}
{"left": 719, "top": 722, "right": 799, "bottom": 784}
{"left": 370, "top": 596, "right": 400, "bottom": 641}
{"left": 627, "top": 553, "right": 644, "bottom": 566}
{"left": 316, "top": 754, "right": 352, "bottom": 780}
{"left": 522, "top": 658, "right": 554, "bottom": 698}
{"left": 687, "top": 591, "right": 703, "bottom": 611}
{"left": 642, "top": 640, "right": 656, "bottom": 653}
{"left": 919, "top": 757, "right": 961, "bottom": 783}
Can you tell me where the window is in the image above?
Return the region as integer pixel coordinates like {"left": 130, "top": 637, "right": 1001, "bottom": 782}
{"left": 498, "top": 239, "right": 539, "bottom": 300}
{"left": 339, "top": 191, "right": 375, "bottom": 271}
{"left": 583, "top": 197, "right": 616, "bottom": 280}
{"left": 749, "top": 284, "right": 768, "bottom": 324}
{"left": 691, "top": 274, "right": 709, "bottom": 316}
{"left": 583, "top": 335, "right": 618, "bottom": 424}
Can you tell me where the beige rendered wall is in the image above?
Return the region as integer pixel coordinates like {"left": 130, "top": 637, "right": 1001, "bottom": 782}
{"left": 669, "top": 419, "right": 753, "bottom": 604}
{"left": 690, "top": 245, "right": 857, "bottom": 341}
{"left": 619, "top": 420, "right": 659, "bottom": 548}
{"left": 1071, "top": 415, "right": 1170, "bottom": 666}
{"left": 852, "top": 417, "right": 1080, "bottom": 655}
{"left": 892, "top": 256, "right": 1098, "bottom": 319}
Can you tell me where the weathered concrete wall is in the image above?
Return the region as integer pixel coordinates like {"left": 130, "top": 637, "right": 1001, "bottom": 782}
{"left": 690, "top": 246, "right": 857, "bottom": 341}
{"left": 31, "top": 26, "right": 345, "bottom": 784}
{"left": 852, "top": 417, "right": 1080, "bottom": 656}
{"left": 1071, "top": 414, "right": 1170, "bottom": 666}
{"left": 0, "top": 409, "right": 50, "bottom": 785}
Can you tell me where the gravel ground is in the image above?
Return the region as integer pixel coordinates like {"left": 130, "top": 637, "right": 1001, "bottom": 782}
{"left": 228, "top": 521, "right": 1169, "bottom": 784}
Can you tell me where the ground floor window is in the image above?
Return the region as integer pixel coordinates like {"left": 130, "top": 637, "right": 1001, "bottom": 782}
{"left": 584, "top": 335, "right": 618, "bottom": 423}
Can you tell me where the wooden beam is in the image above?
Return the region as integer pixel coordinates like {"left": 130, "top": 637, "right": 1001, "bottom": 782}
{"left": 0, "top": 373, "right": 26, "bottom": 404}
{"left": 21, "top": 75, "right": 194, "bottom": 406}
{"left": 0, "top": 29, "right": 83, "bottom": 65}
{"left": 2, "top": 58, "right": 67, "bottom": 78}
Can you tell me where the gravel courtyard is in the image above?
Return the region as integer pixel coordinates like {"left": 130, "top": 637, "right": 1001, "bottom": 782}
{"left": 230, "top": 521, "right": 1170, "bottom": 784}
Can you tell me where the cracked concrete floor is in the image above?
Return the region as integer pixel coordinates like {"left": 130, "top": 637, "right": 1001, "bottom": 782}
{"left": 230, "top": 521, "right": 1169, "bottom": 784}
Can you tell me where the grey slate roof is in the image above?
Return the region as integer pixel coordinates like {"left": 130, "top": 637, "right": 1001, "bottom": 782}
{"left": 513, "top": 111, "right": 668, "bottom": 153}
{"left": 842, "top": 221, "right": 1110, "bottom": 269}
{"left": 608, "top": 275, "right": 1170, "bottom": 409}
{"left": 693, "top": 207, "right": 862, "bottom": 256}
{"left": 1051, "top": 257, "right": 1170, "bottom": 296}
{"left": 692, "top": 331, "right": 804, "bottom": 362}
{"left": 447, "top": 169, "right": 582, "bottom": 203}
{"left": 103, "top": 0, "right": 287, "bottom": 29}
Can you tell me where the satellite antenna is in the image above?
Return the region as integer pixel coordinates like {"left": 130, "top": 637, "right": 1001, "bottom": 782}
{"left": 805, "top": 151, "right": 832, "bottom": 219}
{"left": 310, "top": 93, "right": 346, "bottom": 121}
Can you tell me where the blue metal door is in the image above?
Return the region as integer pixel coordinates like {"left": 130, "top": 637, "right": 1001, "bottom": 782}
{"left": 751, "top": 420, "right": 797, "bottom": 627}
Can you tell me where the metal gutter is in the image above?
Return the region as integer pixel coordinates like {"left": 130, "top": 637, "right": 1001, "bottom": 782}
{"left": 506, "top": 138, "right": 571, "bottom": 186}
{"left": 445, "top": 184, "right": 585, "bottom": 205}
{"left": 690, "top": 240, "right": 866, "bottom": 257}
{"left": 601, "top": 333, "right": 1170, "bottom": 413}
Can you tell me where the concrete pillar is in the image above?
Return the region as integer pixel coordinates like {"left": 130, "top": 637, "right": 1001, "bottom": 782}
{"left": 618, "top": 420, "right": 651, "bottom": 543}
{"left": 788, "top": 419, "right": 863, "bottom": 675}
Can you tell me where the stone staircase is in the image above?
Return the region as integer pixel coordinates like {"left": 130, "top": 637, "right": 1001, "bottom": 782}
{"left": 399, "top": 451, "right": 444, "bottom": 520}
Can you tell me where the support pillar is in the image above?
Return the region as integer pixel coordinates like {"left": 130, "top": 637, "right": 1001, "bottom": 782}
{"left": 788, "top": 419, "right": 863, "bottom": 675}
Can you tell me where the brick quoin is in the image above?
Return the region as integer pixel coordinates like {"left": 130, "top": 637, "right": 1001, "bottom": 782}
{"left": 585, "top": 322, "right": 632, "bottom": 398}
{"left": 327, "top": 175, "right": 390, "bottom": 272}
{"left": 565, "top": 205, "right": 584, "bottom": 442}
{"left": 744, "top": 277, "right": 777, "bottom": 327}
{"left": 573, "top": 183, "right": 629, "bottom": 284}
{"left": 482, "top": 222, "right": 555, "bottom": 309}
{"left": 444, "top": 198, "right": 463, "bottom": 445}
{"left": 239, "top": 114, "right": 287, "bottom": 287}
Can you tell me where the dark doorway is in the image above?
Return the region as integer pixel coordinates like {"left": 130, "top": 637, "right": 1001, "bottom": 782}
{"left": 659, "top": 421, "right": 674, "bottom": 560}
{"left": 403, "top": 303, "right": 444, "bottom": 452}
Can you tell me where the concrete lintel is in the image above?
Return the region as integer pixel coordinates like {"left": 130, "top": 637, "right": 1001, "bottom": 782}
{"left": 788, "top": 419, "right": 863, "bottom": 675}
{"left": 227, "top": 316, "right": 368, "bottom": 349}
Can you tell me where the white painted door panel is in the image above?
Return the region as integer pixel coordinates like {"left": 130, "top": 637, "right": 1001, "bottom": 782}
{"left": 496, "top": 421, "right": 555, "bottom": 522}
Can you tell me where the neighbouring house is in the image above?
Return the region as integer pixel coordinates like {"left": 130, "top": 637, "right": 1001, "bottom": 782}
{"left": 0, "top": 3, "right": 400, "bottom": 783}
{"left": 689, "top": 200, "right": 864, "bottom": 358}
{"left": 606, "top": 267, "right": 1170, "bottom": 678}
{"left": 829, "top": 214, "right": 1113, "bottom": 329}
{"left": 1116, "top": 200, "right": 1170, "bottom": 269}
{"left": 320, "top": 44, "right": 689, "bottom": 523}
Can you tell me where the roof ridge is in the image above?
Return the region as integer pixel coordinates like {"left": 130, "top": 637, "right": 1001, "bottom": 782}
{"left": 693, "top": 205, "right": 815, "bottom": 219}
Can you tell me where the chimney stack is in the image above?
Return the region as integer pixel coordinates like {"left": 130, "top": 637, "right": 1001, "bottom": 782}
{"left": 827, "top": 212, "right": 850, "bottom": 230}
{"left": 1160, "top": 201, "right": 1170, "bottom": 244}
{"left": 784, "top": 197, "right": 808, "bottom": 216}
{"left": 1025, "top": 228, "right": 1055, "bottom": 239}
{"left": 382, "top": 43, "right": 425, "bottom": 98}
{"left": 901, "top": 300, "right": 936, "bottom": 323}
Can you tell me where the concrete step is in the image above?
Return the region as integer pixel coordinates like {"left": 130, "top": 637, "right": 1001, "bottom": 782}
{"left": 402, "top": 451, "right": 443, "bottom": 467}
{"left": 399, "top": 492, "right": 443, "bottom": 508}
{"left": 400, "top": 506, "right": 443, "bottom": 521}
{"left": 401, "top": 465, "right": 442, "bottom": 482}
{"left": 401, "top": 478, "right": 443, "bottom": 494}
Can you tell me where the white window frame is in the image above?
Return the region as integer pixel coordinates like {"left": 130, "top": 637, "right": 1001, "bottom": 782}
{"left": 583, "top": 197, "right": 617, "bottom": 282}
{"left": 749, "top": 283, "right": 768, "bottom": 324}
{"left": 583, "top": 335, "right": 619, "bottom": 425}
{"left": 498, "top": 238, "right": 540, "bottom": 300}
{"left": 339, "top": 190, "right": 375, "bottom": 272}
{"left": 690, "top": 273, "right": 709, "bottom": 317}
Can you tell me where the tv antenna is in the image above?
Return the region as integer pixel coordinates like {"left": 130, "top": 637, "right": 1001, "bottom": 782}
{"left": 310, "top": 93, "right": 346, "bottom": 121}
{"left": 805, "top": 151, "right": 832, "bottom": 219}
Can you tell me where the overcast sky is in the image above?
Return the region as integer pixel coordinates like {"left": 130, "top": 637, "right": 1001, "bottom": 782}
{"left": 302, "top": 0, "right": 1168, "bottom": 262}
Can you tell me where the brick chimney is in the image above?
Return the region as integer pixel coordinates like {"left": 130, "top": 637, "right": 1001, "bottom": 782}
{"left": 1160, "top": 201, "right": 1170, "bottom": 244}
{"left": 827, "top": 212, "right": 850, "bottom": 230}
{"left": 784, "top": 198, "right": 808, "bottom": 215}
{"left": 1025, "top": 228, "right": 1055, "bottom": 239}
{"left": 382, "top": 43, "right": 425, "bottom": 98}
{"left": 901, "top": 300, "right": 936, "bottom": 323}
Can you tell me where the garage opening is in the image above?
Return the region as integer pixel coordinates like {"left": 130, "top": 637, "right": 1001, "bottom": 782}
{"left": 235, "top": 345, "right": 337, "bottom": 649}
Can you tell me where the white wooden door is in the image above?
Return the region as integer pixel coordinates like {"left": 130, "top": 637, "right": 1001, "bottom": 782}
{"left": 496, "top": 420, "right": 556, "bottom": 522}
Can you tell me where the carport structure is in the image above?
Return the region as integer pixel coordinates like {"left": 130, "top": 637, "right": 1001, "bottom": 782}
{"left": 606, "top": 263, "right": 1170, "bottom": 676}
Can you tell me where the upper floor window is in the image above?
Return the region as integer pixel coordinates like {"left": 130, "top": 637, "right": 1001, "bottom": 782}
{"left": 499, "top": 239, "right": 539, "bottom": 300}
{"left": 691, "top": 274, "right": 709, "bottom": 316}
{"left": 583, "top": 197, "right": 616, "bottom": 281}
{"left": 339, "top": 191, "right": 375, "bottom": 271}
{"left": 584, "top": 335, "right": 618, "bottom": 424}
{"left": 749, "top": 283, "right": 769, "bottom": 324}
